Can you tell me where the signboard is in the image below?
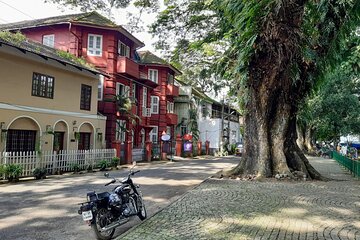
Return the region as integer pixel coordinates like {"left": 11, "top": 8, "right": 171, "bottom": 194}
{"left": 183, "top": 142, "right": 192, "bottom": 152}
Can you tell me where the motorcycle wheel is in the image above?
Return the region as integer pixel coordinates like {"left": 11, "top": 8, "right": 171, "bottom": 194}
{"left": 137, "top": 196, "right": 147, "bottom": 220}
{"left": 91, "top": 208, "right": 115, "bottom": 240}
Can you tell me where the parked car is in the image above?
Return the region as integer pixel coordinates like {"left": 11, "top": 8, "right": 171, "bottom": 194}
{"left": 235, "top": 142, "right": 244, "bottom": 156}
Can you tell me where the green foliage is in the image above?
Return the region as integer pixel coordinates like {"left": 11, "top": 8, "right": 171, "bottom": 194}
{"left": 298, "top": 32, "right": 360, "bottom": 142}
{"left": 98, "top": 160, "right": 109, "bottom": 171}
{"left": 188, "top": 108, "right": 200, "bottom": 141}
{"left": 56, "top": 50, "right": 95, "bottom": 69}
{"left": 3, "top": 164, "right": 23, "bottom": 182}
{"left": 111, "top": 157, "right": 120, "bottom": 168}
{"left": 70, "top": 163, "right": 81, "bottom": 173}
{"left": 0, "top": 164, "right": 5, "bottom": 175}
{"left": 32, "top": 167, "right": 47, "bottom": 180}
{"left": 0, "top": 31, "right": 26, "bottom": 45}
{"left": 44, "top": 0, "right": 131, "bottom": 12}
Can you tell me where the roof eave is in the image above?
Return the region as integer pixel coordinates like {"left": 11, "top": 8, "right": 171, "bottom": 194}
{"left": 0, "top": 40, "right": 100, "bottom": 76}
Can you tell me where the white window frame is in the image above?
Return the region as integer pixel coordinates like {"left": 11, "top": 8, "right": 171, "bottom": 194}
{"left": 116, "top": 119, "right": 126, "bottom": 143}
{"left": 149, "top": 126, "right": 158, "bottom": 143}
{"left": 132, "top": 83, "right": 136, "bottom": 99}
{"left": 142, "top": 87, "right": 147, "bottom": 108}
{"left": 42, "top": 34, "right": 55, "bottom": 48}
{"left": 98, "top": 75, "right": 104, "bottom": 100}
{"left": 88, "top": 34, "right": 103, "bottom": 56}
{"left": 167, "top": 101, "right": 174, "bottom": 113}
{"left": 151, "top": 96, "right": 159, "bottom": 114}
{"left": 116, "top": 83, "right": 129, "bottom": 97}
{"left": 118, "top": 41, "right": 130, "bottom": 57}
{"left": 148, "top": 69, "right": 158, "bottom": 84}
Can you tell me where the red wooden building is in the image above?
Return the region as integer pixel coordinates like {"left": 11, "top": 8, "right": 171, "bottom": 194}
{"left": 0, "top": 12, "right": 180, "bottom": 162}
{"left": 137, "top": 51, "right": 181, "bottom": 146}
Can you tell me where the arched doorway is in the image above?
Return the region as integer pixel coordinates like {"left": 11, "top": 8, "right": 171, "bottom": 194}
{"left": 6, "top": 117, "right": 40, "bottom": 152}
{"left": 78, "top": 122, "right": 94, "bottom": 150}
{"left": 53, "top": 121, "right": 68, "bottom": 152}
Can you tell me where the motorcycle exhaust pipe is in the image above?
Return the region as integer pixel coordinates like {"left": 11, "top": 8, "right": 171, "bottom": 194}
{"left": 100, "top": 218, "right": 129, "bottom": 232}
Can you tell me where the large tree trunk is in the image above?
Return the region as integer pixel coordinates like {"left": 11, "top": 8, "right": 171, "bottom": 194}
{"left": 296, "top": 123, "right": 306, "bottom": 151}
{"left": 229, "top": 0, "right": 323, "bottom": 180}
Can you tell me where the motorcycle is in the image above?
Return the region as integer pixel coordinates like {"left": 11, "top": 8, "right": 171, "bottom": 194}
{"left": 78, "top": 162, "right": 147, "bottom": 240}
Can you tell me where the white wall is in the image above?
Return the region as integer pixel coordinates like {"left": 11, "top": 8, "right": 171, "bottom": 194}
{"left": 198, "top": 118, "right": 241, "bottom": 150}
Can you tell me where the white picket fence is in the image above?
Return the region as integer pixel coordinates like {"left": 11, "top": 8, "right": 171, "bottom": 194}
{"left": 0, "top": 149, "right": 116, "bottom": 178}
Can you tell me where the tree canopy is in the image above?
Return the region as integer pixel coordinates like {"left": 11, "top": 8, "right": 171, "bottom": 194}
{"left": 47, "top": 0, "right": 360, "bottom": 179}
{"left": 298, "top": 33, "right": 360, "bottom": 145}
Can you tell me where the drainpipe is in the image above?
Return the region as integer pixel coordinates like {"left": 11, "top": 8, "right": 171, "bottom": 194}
{"left": 69, "top": 22, "right": 81, "bottom": 57}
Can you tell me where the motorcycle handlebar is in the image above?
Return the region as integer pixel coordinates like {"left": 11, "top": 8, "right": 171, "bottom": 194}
{"left": 105, "top": 179, "right": 116, "bottom": 186}
{"left": 131, "top": 170, "right": 140, "bottom": 175}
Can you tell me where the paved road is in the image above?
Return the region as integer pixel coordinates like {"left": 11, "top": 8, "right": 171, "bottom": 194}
{"left": 0, "top": 156, "right": 238, "bottom": 240}
{"left": 120, "top": 156, "right": 360, "bottom": 240}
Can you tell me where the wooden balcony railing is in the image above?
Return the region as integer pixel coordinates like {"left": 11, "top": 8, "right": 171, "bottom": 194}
{"left": 166, "top": 84, "right": 179, "bottom": 97}
{"left": 116, "top": 56, "right": 139, "bottom": 79}
{"left": 166, "top": 113, "right": 178, "bottom": 125}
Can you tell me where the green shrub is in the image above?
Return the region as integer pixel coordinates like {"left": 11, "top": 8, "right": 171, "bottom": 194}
{"left": 111, "top": 157, "right": 120, "bottom": 168}
{"left": 70, "top": 163, "right": 80, "bottom": 173}
{"left": 98, "top": 160, "right": 109, "bottom": 171}
{"left": 4, "top": 164, "right": 23, "bottom": 182}
{"left": 32, "top": 167, "right": 47, "bottom": 180}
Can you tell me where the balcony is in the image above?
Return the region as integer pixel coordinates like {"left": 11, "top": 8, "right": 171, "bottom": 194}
{"left": 166, "top": 84, "right": 179, "bottom": 97}
{"left": 116, "top": 56, "right": 139, "bottom": 79}
{"left": 166, "top": 113, "right": 178, "bottom": 125}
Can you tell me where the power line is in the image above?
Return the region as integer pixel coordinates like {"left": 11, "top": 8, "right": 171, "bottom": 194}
{"left": 0, "top": 0, "right": 72, "bottom": 48}
{"left": 0, "top": 0, "right": 34, "bottom": 20}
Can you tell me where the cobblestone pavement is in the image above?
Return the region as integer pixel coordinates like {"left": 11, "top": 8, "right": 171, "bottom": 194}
{"left": 119, "top": 156, "right": 360, "bottom": 240}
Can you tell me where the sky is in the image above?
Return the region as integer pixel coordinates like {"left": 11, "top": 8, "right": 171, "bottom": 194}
{"left": 0, "top": 0, "right": 227, "bottom": 101}
{"left": 0, "top": 0, "right": 158, "bottom": 52}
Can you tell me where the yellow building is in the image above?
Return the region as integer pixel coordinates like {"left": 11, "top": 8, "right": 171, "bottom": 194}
{"left": 0, "top": 33, "right": 106, "bottom": 152}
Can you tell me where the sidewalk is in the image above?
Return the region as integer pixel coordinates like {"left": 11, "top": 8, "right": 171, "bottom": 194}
{"left": 119, "top": 156, "right": 360, "bottom": 240}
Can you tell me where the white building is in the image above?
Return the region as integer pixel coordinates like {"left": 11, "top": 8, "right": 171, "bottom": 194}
{"left": 174, "top": 80, "right": 242, "bottom": 154}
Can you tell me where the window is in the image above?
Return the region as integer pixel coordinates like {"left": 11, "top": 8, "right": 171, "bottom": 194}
{"left": 151, "top": 96, "right": 159, "bottom": 114}
{"left": 42, "top": 34, "right": 55, "bottom": 48}
{"left": 167, "top": 101, "right": 174, "bottom": 113}
{"left": 166, "top": 126, "right": 171, "bottom": 135}
{"left": 118, "top": 41, "right": 130, "bottom": 57}
{"left": 180, "top": 125, "right": 187, "bottom": 136}
{"left": 142, "top": 87, "right": 147, "bottom": 107}
{"left": 80, "top": 84, "right": 92, "bottom": 110}
{"left": 116, "top": 83, "right": 129, "bottom": 97}
{"left": 88, "top": 34, "right": 102, "bottom": 56}
{"left": 131, "top": 82, "right": 136, "bottom": 102}
{"left": 202, "top": 104, "right": 208, "bottom": 118}
{"left": 167, "top": 73, "right": 174, "bottom": 85}
{"left": 148, "top": 69, "right": 158, "bottom": 84}
{"left": 149, "top": 126, "right": 158, "bottom": 143}
{"left": 32, "top": 72, "right": 54, "bottom": 99}
{"left": 98, "top": 75, "right": 104, "bottom": 100}
{"left": 116, "top": 120, "right": 126, "bottom": 142}
{"left": 6, "top": 130, "right": 36, "bottom": 152}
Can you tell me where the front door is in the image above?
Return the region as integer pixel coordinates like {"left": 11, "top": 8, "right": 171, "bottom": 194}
{"left": 53, "top": 132, "right": 64, "bottom": 152}
{"left": 78, "top": 132, "right": 91, "bottom": 150}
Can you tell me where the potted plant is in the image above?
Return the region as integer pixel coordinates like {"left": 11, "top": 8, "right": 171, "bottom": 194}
{"left": 4, "top": 164, "right": 23, "bottom": 182}
{"left": 33, "top": 167, "right": 47, "bottom": 180}
{"left": 98, "top": 160, "right": 109, "bottom": 171}
{"left": 111, "top": 157, "right": 120, "bottom": 169}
